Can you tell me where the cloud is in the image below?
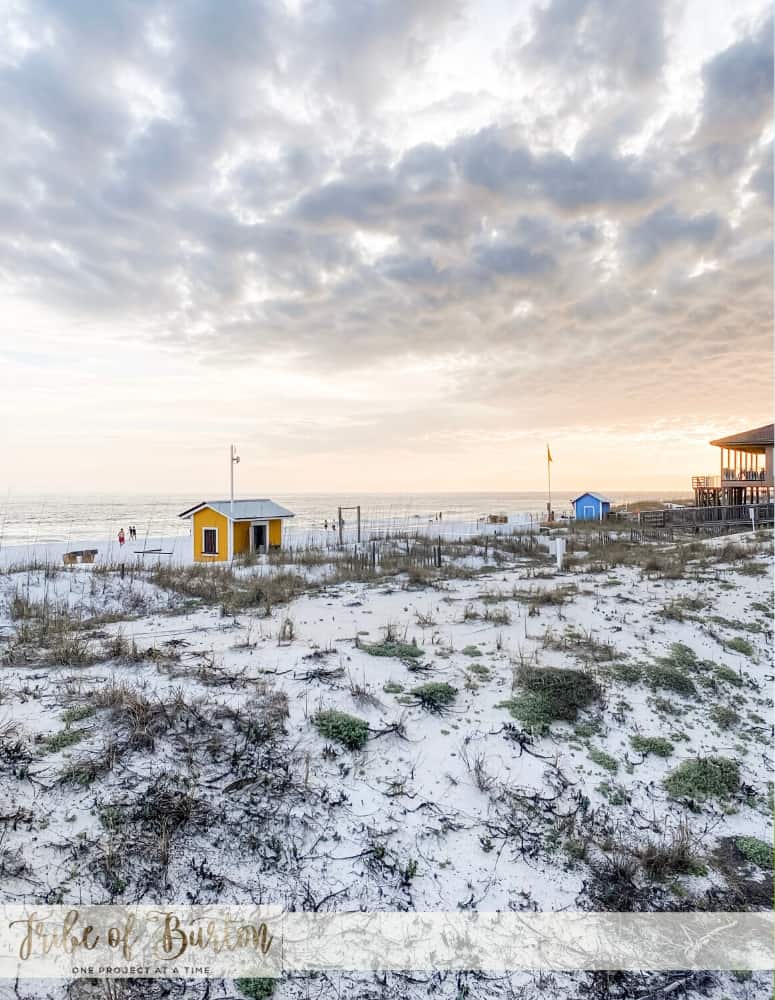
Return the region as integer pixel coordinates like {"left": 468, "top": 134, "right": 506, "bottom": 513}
{"left": 748, "top": 141, "right": 773, "bottom": 204}
{"left": 453, "top": 128, "right": 656, "bottom": 210}
{"left": 0, "top": 0, "right": 770, "bottom": 479}
{"left": 378, "top": 254, "right": 448, "bottom": 285}
{"left": 396, "top": 143, "right": 454, "bottom": 195}
{"left": 0, "top": 48, "right": 132, "bottom": 160}
{"left": 625, "top": 205, "right": 725, "bottom": 268}
{"left": 473, "top": 242, "right": 555, "bottom": 279}
{"left": 518, "top": 0, "right": 667, "bottom": 90}
{"left": 698, "top": 11, "right": 773, "bottom": 144}
{"left": 286, "top": 0, "right": 464, "bottom": 112}
{"left": 295, "top": 175, "right": 399, "bottom": 224}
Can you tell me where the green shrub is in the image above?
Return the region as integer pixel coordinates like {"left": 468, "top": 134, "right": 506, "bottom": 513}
{"left": 500, "top": 666, "right": 601, "bottom": 734}
{"left": 573, "top": 721, "right": 601, "bottom": 739}
{"left": 609, "top": 662, "right": 643, "bottom": 684}
{"left": 498, "top": 692, "right": 553, "bottom": 734}
{"left": 646, "top": 662, "right": 696, "bottom": 697}
{"left": 313, "top": 710, "right": 369, "bottom": 750}
{"left": 597, "top": 781, "right": 628, "bottom": 805}
{"left": 630, "top": 735, "right": 674, "bottom": 757}
{"left": 363, "top": 641, "right": 423, "bottom": 660}
{"left": 588, "top": 747, "right": 618, "bottom": 773}
{"left": 235, "top": 979, "right": 275, "bottom": 1000}
{"left": 468, "top": 662, "right": 491, "bottom": 677}
{"left": 658, "top": 602, "right": 687, "bottom": 622}
{"left": 517, "top": 665, "right": 601, "bottom": 722}
{"left": 737, "top": 562, "right": 766, "bottom": 576}
{"left": 661, "top": 597, "right": 706, "bottom": 620}
{"left": 410, "top": 682, "right": 457, "bottom": 712}
{"left": 712, "top": 664, "right": 743, "bottom": 686}
{"left": 382, "top": 681, "right": 404, "bottom": 694}
{"left": 43, "top": 729, "right": 86, "bottom": 753}
{"left": 664, "top": 756, "right": 740, "bottom": 802}
{"left": 650, "top": 696, "right": 680, "bottom": 716}
{"left": 735, "top": 836, "right": 773, "bottom": 870}
{"left": 667, "top": 643, "right": 698, "bottom": 670}
{"left": 709, "top": 705, "right": 740, "bottom": 730}
{"left": 61, "top": 705, "right": 95, "bottom": 725}
{"left": 726, "top": 637, "right": 754, "bottom": 657}
{"left": 709, "top": 615, "right": 762, "bottom": 634}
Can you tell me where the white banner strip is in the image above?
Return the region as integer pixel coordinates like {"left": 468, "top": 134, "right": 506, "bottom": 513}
{"left": 282, "top": 912, "right": 774, "bottom": 972}
{"left": 0, "top": 907, "right": 771, "bottom": 978}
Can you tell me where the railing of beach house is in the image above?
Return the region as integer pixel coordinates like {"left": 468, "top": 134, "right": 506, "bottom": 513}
{"left": 722, "top": 470, "right": 769, "bottom": 483}
{"left": 641, "top": 503, "right": 775, "bottom": 530}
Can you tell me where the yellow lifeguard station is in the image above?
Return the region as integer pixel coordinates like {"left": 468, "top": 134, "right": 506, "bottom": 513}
{"left": 179, "top": 499, "right": 295, "bottom": 562}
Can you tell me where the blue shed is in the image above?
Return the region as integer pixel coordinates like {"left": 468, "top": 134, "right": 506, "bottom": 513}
{"left": 572, "top": 492, "right": 612, "bottom": 521}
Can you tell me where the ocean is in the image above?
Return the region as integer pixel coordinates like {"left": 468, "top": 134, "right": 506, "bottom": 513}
{"left": 0, "top": 491, "right": 689, "bottom": 546}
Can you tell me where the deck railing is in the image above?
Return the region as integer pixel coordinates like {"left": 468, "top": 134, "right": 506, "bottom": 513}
{"left": 693, "top": 473, "right": 772, "bottom": 489}
{"left": 721, "top": 470, "right": 769, "bottom": 483}
{"left": 640, "top": 502, "right": 774, "bottom": 529}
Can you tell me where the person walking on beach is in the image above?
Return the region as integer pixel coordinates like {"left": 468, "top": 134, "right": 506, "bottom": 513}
{"left": 130, "top": 525, "right": 136, "bottom": 540}
{"left": 118, "top": 528, "right": 125, "bottom": 547}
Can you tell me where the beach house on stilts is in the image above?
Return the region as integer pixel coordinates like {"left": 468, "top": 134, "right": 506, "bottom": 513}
{"left": 179, "top": 499, "right": 295, "bottom": 562}
{"left": 642, "top": 423, "right": 774, "bottom": 532}
{"left": 692, "top": 423, "right": 774, "bottom": 507}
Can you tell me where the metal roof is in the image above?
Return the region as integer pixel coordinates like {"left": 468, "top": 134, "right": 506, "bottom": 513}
{"left": 571, "top": 492, "right": 612, "bottom": 504}
{"left": 709, "top": 423, "right": 774, "bottom": 449}
{"left": 179, "top": 499, "right": 295, "bottom": 521}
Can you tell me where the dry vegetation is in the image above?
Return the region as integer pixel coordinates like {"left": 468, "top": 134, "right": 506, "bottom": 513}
{"left": 0, "top": 524, "right": 771, "bottom": 1000}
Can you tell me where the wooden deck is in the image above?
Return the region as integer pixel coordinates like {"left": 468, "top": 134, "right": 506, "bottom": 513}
{"left": 640, "top": 502, "right": 774, "bottom": 531}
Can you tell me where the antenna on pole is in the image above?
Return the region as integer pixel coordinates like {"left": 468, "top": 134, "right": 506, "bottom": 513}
{"left": 229, "top": 444, "right": 240, "bottom": 563}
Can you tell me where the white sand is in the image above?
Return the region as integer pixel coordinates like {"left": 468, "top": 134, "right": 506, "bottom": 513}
{"left": 0, "top": 528, "right": 771, "bottom": 998}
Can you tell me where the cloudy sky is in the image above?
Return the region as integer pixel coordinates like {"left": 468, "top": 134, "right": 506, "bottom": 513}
{"left": 0, "top": 0, "right": 771, "bottom": 494}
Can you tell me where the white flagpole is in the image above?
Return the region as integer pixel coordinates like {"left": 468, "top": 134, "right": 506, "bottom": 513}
{"left": 229, "top": 444, "right": 240, "bottom": 561}
{"left": 230, "top": 444, "right": 236, "bottom": 518}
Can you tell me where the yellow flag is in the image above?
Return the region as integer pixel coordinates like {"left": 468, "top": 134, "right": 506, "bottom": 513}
{"left": 547, "top": 444, "right": 552, "bottom": 463}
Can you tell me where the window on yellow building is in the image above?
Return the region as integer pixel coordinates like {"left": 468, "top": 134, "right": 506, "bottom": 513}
{"left": 203, "top": 528, "right": 218, "bottom": 554}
